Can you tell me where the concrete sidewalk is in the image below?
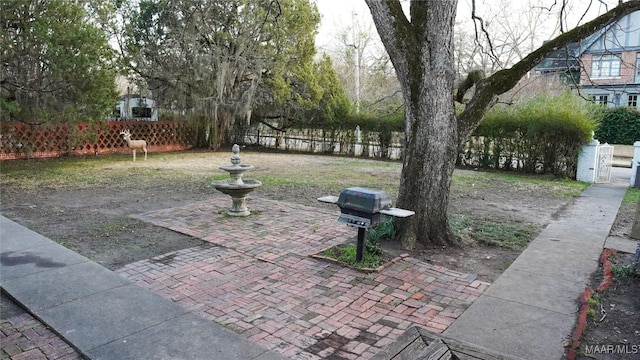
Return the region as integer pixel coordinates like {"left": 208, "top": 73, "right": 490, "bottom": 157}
{"left": 0, "top": 215, "right": 284, "bottom": 360}
{"left": 444, "top": 167, "right": 631, "bottom": 360}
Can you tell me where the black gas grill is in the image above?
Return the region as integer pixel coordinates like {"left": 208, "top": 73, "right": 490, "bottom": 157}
{"left": 336, "top": 187, "right": 391, "bottom": 228}
{"left": 318, "top": 187, "right": 414, "bottom": 263}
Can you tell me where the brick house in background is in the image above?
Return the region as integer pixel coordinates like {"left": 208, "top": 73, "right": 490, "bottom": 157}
{"left": 579, "top": 10, "right": 640, "bottom": 107}
{"left": 534, "top": 11, "right": 640, "bottom": 108}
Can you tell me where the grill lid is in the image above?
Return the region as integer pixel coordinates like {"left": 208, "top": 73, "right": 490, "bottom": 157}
{"left": 336, "top": 187, "right": 391, "bottom": 214}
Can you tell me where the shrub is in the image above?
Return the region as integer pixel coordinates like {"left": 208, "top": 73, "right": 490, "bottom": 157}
{"left": 461, "top": 91, "right": 596, "bottom": 177}
{"left": 594, "top": 107, "right": 640, "bottom": 145}
{"left": 327, "top": 113, "right": 404, "bottom": 158}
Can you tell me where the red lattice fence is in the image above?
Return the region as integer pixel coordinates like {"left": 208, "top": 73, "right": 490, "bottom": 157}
{"left": 0, "top": 121, "right": 201, "bottom": 160}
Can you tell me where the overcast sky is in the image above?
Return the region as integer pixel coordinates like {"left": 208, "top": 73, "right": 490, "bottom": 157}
{"left": 313, "top": 0, "right": 372, "bottom": 51}
{"left": 312, "top": 0, "right": 624, "bottom": 53}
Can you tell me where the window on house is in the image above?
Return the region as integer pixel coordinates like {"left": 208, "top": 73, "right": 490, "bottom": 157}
{"left": 561, "top": 70, "right": 580, "bottom": 85}
{"left": 635, "top": 53, "right": 640, "bottom": 83}
{"left": 132, "top": 107, "right": 152, "bottom": 118}
{"left": 592, "top": 94, "right": 609, "bottom": 106}
{"left": 629, "top": 94, "right": 639, "bottom": 107}
{"left": 591, "top": 54, "right": 621, "bottom": 78}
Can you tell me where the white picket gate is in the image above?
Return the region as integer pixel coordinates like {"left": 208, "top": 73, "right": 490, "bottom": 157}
{"left": 595, "top": 143, "right": 613, "bottom": 183}
{"left": 577, "top": 140, "right": 614, "bottom": 183}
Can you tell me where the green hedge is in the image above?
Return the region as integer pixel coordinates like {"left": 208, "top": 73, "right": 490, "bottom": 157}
{"left": 252, "top": 92, "right": 596, "bottom": 175}
{"left": 594, "top": 107, "right": 640, "bottom": 145}
{"left": 341, "top": 113, "right": 404, "bottom": 133}
{"left": 345, "top": 114, "right": 403, "bottom": 158}
{"left": 284, "top": 112, "right": 404, "bottom": 158}
{"left": 460, "top": 92, "right": 596, "bottom": 177}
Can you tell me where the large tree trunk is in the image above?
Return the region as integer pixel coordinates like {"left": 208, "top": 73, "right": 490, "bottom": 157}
{"left": 367, "top": 0, "right": 459, "bottom": 247}
{"left": 397, "top": 104, "right": 459, "bottom": 248}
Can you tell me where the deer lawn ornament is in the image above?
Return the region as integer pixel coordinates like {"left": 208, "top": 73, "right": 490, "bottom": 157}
{"left": 120, "top": 129, "right": 147, "bottom": 161}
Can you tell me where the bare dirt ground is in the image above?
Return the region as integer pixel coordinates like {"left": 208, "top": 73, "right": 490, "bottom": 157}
{"left": 577, "top": 253, "right": 640, "bottom": 360}
{"left": 576, "top": 200, "right": 640, "bottom": 360}
{"left": 0, "top": 150, "right": 578, "bottom": 280}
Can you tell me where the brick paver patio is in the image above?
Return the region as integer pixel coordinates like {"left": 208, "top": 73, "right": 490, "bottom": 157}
{"left": 1, "top": 306, "right": 82, "bottom": 360}
{"left": 117, "top": 196, "right": 489, "bottom": 359}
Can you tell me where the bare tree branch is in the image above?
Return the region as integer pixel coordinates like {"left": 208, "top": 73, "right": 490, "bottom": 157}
{"left": 470, "top": 0, "right": 500, "bottom": 65}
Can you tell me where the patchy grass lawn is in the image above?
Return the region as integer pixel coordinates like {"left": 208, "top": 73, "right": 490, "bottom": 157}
{"left": 1, "top": 150, "right": 588, "bottom": 281}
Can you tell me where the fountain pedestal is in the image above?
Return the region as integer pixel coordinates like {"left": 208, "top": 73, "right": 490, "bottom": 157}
{"left": 213, "top": 179, "right": 262, "bottom": 216}
{"left": 211, "top": 145, "right": 262, "bottom": 216}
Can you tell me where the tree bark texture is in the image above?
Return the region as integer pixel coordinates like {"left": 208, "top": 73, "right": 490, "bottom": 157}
{"left": 366, "top": 0, "right": 458, "bottom": 247}
{"left": 366, "top": 0, "right": 640, "bottom": 247}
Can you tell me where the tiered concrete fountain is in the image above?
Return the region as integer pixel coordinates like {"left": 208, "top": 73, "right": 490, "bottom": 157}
{"left": 211, "top": 144, "right": 262, "bottom": 216}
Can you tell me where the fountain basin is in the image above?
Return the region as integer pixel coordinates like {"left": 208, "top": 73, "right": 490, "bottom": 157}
{"left": 219, "top": 164, "right": 254, "bottom": 171}
{"left": 212, "top": 179, "right": 262, "bottom": 216}
{"left": 218, "top": 164, "right": 255, "bottom": 186}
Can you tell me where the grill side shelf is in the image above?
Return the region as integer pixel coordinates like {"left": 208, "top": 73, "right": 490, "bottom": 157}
{"left": 317, "top": 196, "right": 339, "bottom": 204}
{"left": 379, "top": 208, "right": 415, "bottom": 218}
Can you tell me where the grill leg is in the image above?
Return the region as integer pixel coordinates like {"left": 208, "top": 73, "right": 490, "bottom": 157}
{"left": 356, "top": 227, "right": 366, "bottom": 262}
